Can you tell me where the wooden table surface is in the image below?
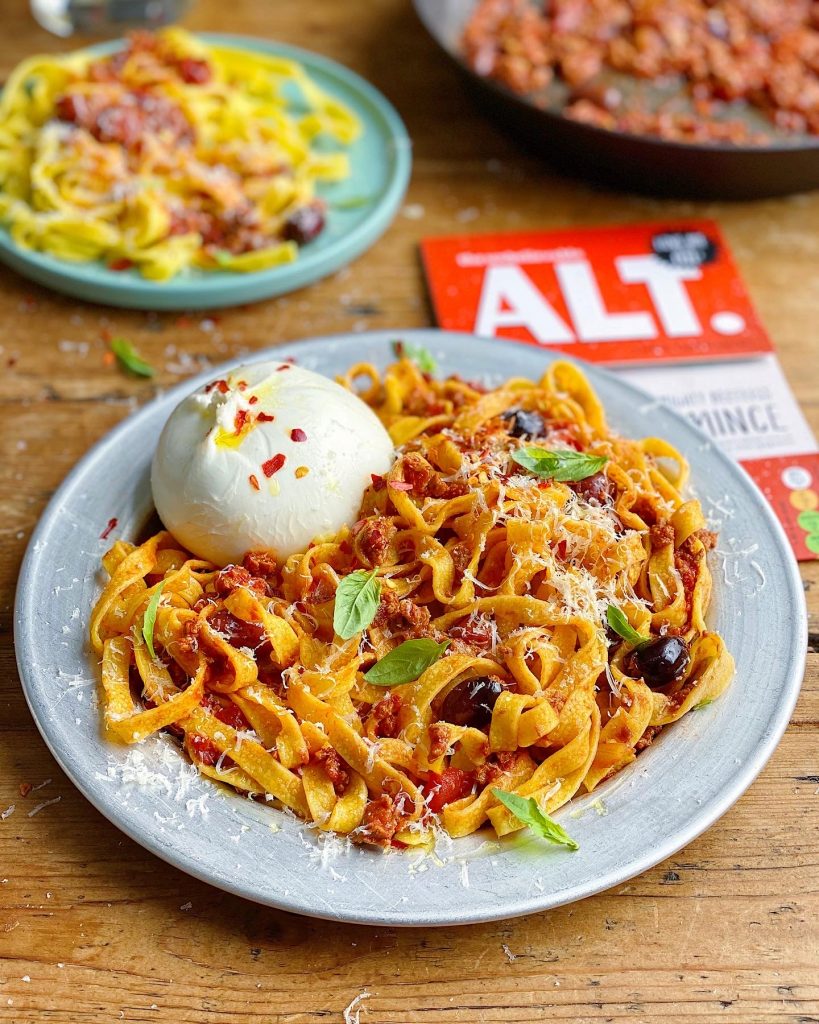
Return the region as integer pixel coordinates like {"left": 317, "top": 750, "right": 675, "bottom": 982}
{"left": 1, "top": 1, "right": 818, "bottom": 1021}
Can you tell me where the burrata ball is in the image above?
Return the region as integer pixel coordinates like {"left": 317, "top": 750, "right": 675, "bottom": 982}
{"left": 151, "top": 359, "right": 394, "bottom": 564}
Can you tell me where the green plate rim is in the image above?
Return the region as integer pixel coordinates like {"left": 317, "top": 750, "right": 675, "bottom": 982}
{"left": 0, "top": 32, "right": 412, "bottom": 309}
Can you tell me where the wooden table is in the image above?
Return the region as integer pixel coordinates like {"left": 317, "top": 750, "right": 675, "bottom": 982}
{"left": 1, "top": 2, "right": 817, "bottom": 1021}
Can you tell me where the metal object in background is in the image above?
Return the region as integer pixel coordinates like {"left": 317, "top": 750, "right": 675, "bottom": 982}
{"left": 413, "top": 0, "right": 819, "bottom": 200}
{"left": 31, "top": 0, "right": 192, "bottom": 37}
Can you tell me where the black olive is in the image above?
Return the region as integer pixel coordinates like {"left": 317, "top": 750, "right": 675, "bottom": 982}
{"left": 503, "top": 408, "right": 546, "bottom": 439}
{"left": 627, "top": 636, "right": 690, "bottom": 688}
{"left": 283, "top": 202, "right": 326, "bottom": 245}
{"left": 569, "top": 471, "right": 610, "bottom": 505}
{"left": 439, "top": 676, "right": 504, "bottom": 729}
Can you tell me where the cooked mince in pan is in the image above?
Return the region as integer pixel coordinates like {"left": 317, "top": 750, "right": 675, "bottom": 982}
{"left": 463, "top": 0, "right": 819, "bottom": 144}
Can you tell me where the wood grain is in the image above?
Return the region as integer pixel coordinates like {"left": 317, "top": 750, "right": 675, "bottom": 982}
{"left": 1, "top": 1, "right": 818, "bottom": 1021}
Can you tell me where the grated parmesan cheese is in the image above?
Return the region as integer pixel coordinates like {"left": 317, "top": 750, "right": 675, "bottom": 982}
{"left": 27, "top": 796, "right": 61, "bottom": 817}
{"left": 342, "top": 991, "right": 371, "bottom": 1024}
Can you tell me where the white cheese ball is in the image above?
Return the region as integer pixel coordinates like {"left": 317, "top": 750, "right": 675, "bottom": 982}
{"left": 151, "top": 360, "right": 394, "bottom": 564}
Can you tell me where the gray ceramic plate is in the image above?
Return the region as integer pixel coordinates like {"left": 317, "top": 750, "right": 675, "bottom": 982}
{"left": 14, "top": 330, "right": 806, "bottom": 926}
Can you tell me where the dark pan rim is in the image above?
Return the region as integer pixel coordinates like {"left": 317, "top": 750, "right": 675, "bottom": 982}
{"left": 413, "top": 0, "right": 819, "bottom": 157}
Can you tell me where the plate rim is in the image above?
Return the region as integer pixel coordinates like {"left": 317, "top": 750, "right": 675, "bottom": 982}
{"left": 0, "top": 33, "right": 412, "bottom": 309}
{"left": 13, "top": 329, "right": 808, "bottom": 926}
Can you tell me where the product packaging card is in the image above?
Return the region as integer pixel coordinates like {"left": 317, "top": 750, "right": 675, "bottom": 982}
{"left": 421, "top": 220, "right": 819, "bottom": 559}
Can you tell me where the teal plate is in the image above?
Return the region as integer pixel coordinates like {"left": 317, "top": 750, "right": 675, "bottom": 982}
{"left": 0, "top": 34, "right": 411, "bottom": 309}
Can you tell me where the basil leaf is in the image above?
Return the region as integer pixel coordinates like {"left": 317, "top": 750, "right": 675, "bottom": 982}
{"left": 111, "top": 337, "right": 155, "bottom": 378}
{"left": 331, "top": 195, "right": 373, "bottom": 210}
{"left": 391, "top": 339, "right": 437, "bottom": 374}
{"left": 605, "top": 605, "right": 646, "bottom": 647}
{"left": 511, "top": 447, "right": 607, "bottom": 482}
{"left": 142, "top": 581, "right": 165, "bottom": 662}
{"left": 694, "top": 698, "right": 714, "bottom": 710}
{"left": 333, "top": 569, "right": 381, "bottom": 640}
{"left": 492, "top": 789, "right": 578, "bottom": 850}
{"left": 364, "top": 638, "right": 450, "bottom": 686}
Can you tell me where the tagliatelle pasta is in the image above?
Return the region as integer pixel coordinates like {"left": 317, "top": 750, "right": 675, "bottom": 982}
{"left": 0, "top": 29, "right": 360, "bottom": 280}
{"left": 89, "top": 357, "right": 734, "bottom": 849}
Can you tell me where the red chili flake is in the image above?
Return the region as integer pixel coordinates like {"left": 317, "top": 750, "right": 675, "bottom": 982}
{"left": 290, "top": 428, "right": 307, "bottom": 442}
{"left": 248, "top": 395, "right": 259, "bottom": 405}
{"left": 371, "top": 474, "right": 386, "bottom": 491}
{"left": 204, "top": 379, "right": 229, "bottom": 394}
{"left": 262, "top": 454, "right": 286, "bottom": 477}
{"left": 175, "top": 315, "right": 192, "bottom": 329}
{"left": 108, "top": 257, "right": 133, "bottom": 272}
{"left": 100, "top": 327, "right": 112, "bottom": 342}
{"left": 237, "top": 380, "right": 248, "bottom": 391}
{"left": 256, "top": 412, "right": 275, "bottom": 423}
{"left": 276, "top": 364, "right": 291, "bottom": 372}
{"left": 234, "top": 409, "right": 249, "bottom": 434}
{"left": 249, "top": 474, "right": 260, "bottom": 491}
{"left": 7, "top": 356, "right": 18, "bottom": 368}
{"left": 102, "top": 352, "right": 115, "bottom": 367}
{"left": 100, "top": 517, "right": 118, "bottom": 540}
{"left": 388, "top": 481, "right": 413, "bottom": 492}
{"left": 19, "top": 782, "right": 32, "bottom": 798}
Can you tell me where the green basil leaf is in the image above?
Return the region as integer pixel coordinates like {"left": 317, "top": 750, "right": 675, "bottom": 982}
{"left": 142, "top": 581, "right": 165, "bottom": 662}
{"left": 331, "top": 195, "right": 374, "bottom": 210}
{"left": 492, "top": 789, "right": 579, "bottom": 850}
{"left": 364, "top": 638, "right": 450, "bottom": 687}
{"left": 391, "top": 339, "right": 437, "bottom": 374}
{"left": 111, "top": 337, "right": 155, "bottom": 378}
{"left": 605, "top": 605, "right": 646, "bottom": 647}
{"left": 511, "top": 447, "right": 607, "bottom": 482}
{"left": 333, "top": 569, "right": 381, "bottom": 640}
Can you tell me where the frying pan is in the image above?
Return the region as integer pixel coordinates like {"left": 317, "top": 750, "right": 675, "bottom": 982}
{"left": 413, "top": 0, "right": 819, "bottom": 199}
